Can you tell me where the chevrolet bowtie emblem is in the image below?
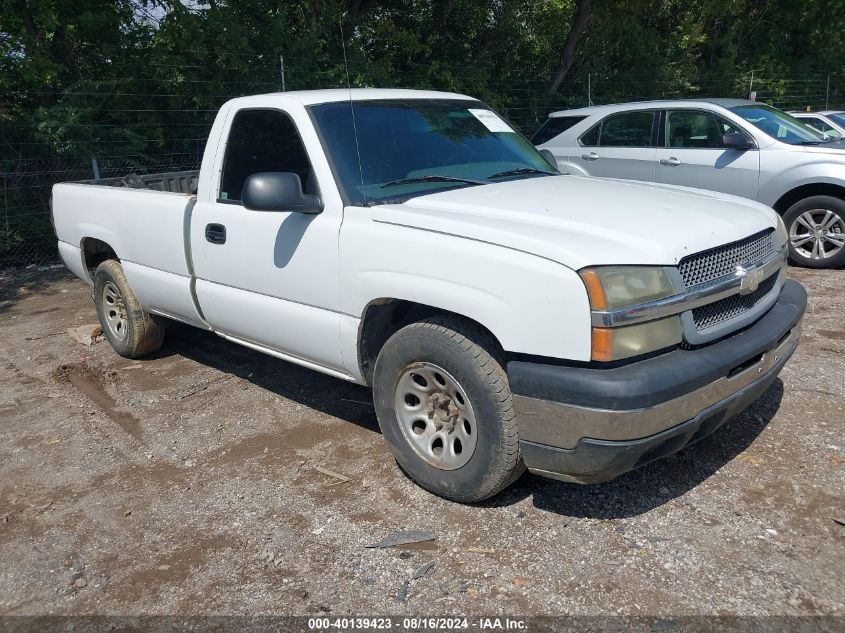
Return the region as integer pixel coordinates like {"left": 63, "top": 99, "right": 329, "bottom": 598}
{"left": 735, "top": 264, "right": 762, "bottom": 295}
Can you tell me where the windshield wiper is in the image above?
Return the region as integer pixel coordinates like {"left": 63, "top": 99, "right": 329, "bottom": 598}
{"left": 487, "top": 167, "right": 557, "bottom": 180}
{"left": 380, "top": 175, "right": 486, "bottom": 189}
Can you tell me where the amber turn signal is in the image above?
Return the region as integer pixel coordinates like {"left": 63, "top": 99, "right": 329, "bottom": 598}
{"left": 580, "top": 269, "right": 608, "bottom": 310}
{"left": 591, "top": 327, "right": 615, "bottom": 362}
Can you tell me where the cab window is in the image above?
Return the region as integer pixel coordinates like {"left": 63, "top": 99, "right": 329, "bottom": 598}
{"left": 531, "top": 116, "right": 586, "bottom": 144}
{"left": 580, "top": 111, "right": 656, "bottom": 147}
{"left": 219, "top": 109, "right": 316, "bottom": 203}
{"left": 665, "top": 110, "right": 746, "bottom": 148}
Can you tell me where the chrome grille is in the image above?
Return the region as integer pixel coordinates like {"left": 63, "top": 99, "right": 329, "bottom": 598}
{"left": 692, "top": 272, "right": 779, "bottom": 331}
{"left": 678, "top": 229, "right": 775, "bottom": 288}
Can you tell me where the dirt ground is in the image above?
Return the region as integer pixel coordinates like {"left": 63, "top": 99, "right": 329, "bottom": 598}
{"left": 0, "top": 266, "right": 843, "bottom": 618}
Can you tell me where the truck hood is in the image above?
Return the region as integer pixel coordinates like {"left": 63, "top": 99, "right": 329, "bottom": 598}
{"left": 370, "top": 175, "right": 777, "bottom": 269}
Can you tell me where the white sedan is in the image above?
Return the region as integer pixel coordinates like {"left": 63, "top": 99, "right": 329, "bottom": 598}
{"left": 789, "top": 111, "right": 845, "bottom": 139}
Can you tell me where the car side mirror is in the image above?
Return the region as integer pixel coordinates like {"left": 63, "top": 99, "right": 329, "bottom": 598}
{"left": 722, "top": 133, "right": 753, "bottom": 150}
{"left": 242, "top": 172, "right": 323, "bottom": 214}
{"left": 539, "top": 148, "right": 558, "bottom": 170}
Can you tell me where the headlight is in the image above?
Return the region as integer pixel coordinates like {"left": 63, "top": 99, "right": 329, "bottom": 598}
{"left": 579, "top": 266, "right": 677, "bottom": 309}
{"left": 775, "top": 215, "right": 788, "bottom": 249}
{"left": 579, "top": 266, "right": 682, "bottom": 361}
{"left": 591, "top": 317, "right": 683, "bottom": 362}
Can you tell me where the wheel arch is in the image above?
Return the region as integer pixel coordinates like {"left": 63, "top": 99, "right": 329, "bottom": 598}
{"left": 80, "top": 237, "right": 119, "bottom": 281}
{"left": 773, "top": 183, "right": 845, "bottom": 214}
{"left": 356, "top": 298, "right": 504, "bottom": 386}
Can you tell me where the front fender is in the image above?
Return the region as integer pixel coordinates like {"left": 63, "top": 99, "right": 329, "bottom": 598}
{"left": 760, "top": 161, "right": 845, "bottom": 208}
{"left": 558, "top": 158, "right": 592, "bottom": 177}
{"left": 340, "top": 216, "right": 592, "bottom": 362}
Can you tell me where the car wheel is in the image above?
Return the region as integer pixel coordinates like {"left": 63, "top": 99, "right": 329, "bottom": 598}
{"left": 372, "top": 315, "right": 525, "bottom": 503}
{"left": 783, "top": 195, "right": 845, "bottom": 268}
{"left": 93, "top": 260, "right": 165, "bottom": 358}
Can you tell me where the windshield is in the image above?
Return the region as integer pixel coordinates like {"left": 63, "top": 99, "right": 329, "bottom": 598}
{"left": 830, "top": 113, "right": 845, "bottom": 128}
{"left": 729, "top": 104, "right": 825, "bottom": 144}
{"left": 309, "top": 99, "right": 556, "bottom": 205}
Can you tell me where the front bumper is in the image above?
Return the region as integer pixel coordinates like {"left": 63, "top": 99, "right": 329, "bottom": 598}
{"left": 508, "top": 279, "right": 807, "bottom": 484}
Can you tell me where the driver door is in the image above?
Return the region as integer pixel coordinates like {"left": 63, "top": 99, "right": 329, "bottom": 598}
{"left": 655, "top": 109, "right": 760, "bottom": 200}
{"left": 190, "top": 106, "right": 346, "bottom": 373}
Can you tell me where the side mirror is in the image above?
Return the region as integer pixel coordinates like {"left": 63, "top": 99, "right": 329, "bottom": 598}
{"left": 539, "top": 148, "right": 558, "bottom": 170}
{"left": 722, "top": 133, "right": 754, "bottom": 150}
{"left": 242, "top": 172, "right": 323, "bottom": 214}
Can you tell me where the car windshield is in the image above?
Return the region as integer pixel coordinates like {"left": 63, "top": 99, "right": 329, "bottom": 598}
{"left": 729, "top": 104, "right": 825, "bottom": 144}
{"left": 829, "top": 113, "right": 845, "bottom": 127}
{"left": 309, "top": 99, "right": 556, "bottom": 205}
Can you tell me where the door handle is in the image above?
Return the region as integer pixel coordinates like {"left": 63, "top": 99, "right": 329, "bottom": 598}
{"left": 580, "top": 152, "right": 599, "bottom": 161}
{"left": 205, "top": 223, "right": 226, "bottom": 244}
{"left": 660, "top": 157, "right": 681, "bottom": 166}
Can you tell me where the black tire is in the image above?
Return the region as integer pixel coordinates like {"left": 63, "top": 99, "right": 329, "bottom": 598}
{"left": 372, "top": 315, "right": 524, "bottom": 503}
{"left": 93, "top": 260, "right": 165, "bottom": 358}
{"left": 782, "top": 195, "right": 845, "bottom": 269}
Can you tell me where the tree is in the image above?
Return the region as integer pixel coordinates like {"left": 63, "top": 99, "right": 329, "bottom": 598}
{"left": 548, "top": 0, "right": 595, "bottom": 94}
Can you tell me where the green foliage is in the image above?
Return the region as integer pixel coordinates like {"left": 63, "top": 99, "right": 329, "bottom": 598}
{"left": 1, "top": 0, "right": 843, "bottom": 265}
{"left": 3, "top": 0, "right": 842, "bottom": 145}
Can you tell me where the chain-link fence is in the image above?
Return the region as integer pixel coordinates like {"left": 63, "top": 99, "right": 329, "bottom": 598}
{"left": 2, "top": 69, "right": 842, "bottom": 269}
{"left": 1, "top": 156, "right": 204, "bottom": 268}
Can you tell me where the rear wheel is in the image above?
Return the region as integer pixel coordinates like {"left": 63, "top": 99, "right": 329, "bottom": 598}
{"left": 783, "top": 195, "right": 845, "bottom": 268}
{"left": 372, "top": 315, "right": 524, "bottom": 503}
{"left": 93, "top": 260, "right": 165, "bottom": 358}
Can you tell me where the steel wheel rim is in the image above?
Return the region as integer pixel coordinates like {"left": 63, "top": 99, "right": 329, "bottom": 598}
{"left": 102, "top": 281, "right": 128, "bottom": 341}
{"left": 394, "top": 362, "right": 478, "bottom": 470}
{"left": 789, "top": 208, "right": 845, "bottom": 260}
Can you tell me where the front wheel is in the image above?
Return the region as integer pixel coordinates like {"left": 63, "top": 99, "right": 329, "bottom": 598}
{"left": 783, "top": 195, "right": 845, "bottom": 268}
{"left": 372, "top": 316, "right": 524, "bottom": 503}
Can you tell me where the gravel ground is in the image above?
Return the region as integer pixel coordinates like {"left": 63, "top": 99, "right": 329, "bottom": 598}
{"left": 0, "top": 266, "right": 842, "bottom": 618}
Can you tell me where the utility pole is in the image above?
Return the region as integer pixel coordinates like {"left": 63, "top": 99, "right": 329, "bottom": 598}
{"left": 825, "top": 74, "right": 830, "bottom": 110}
{"left": 3, "top": 170, "right": 8, "bottom": 238}
{"left": 280, "top": 55, "right": 286, "bottom": 92}
{"left": 587, "top": 73, "right": 592, "bottom": 106}
{"left": 748, "top": 69, "right": 755, "bottom": 100}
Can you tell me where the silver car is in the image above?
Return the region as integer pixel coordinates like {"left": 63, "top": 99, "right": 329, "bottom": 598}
{"left": 533, "top": 99, "right": 845, "bottom": 268}
{"left": 789, "top": 110, "right": 845, "bottom": 140}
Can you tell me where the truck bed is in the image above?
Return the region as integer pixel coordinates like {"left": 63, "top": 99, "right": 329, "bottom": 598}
{"left": 52, "top": 177, "right": 207, "bottom": 327}
{"left": 70, "top": 169, "right": 199, "bottom": 195}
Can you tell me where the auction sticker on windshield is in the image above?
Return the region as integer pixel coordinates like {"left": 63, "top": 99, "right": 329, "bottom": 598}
{"left": 468, "top": 109, "right": 513, "bottom": 133}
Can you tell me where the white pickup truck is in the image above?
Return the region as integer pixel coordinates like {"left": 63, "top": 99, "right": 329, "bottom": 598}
{"left": 53, "top": 89, "right": 807, "bottom": 502}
